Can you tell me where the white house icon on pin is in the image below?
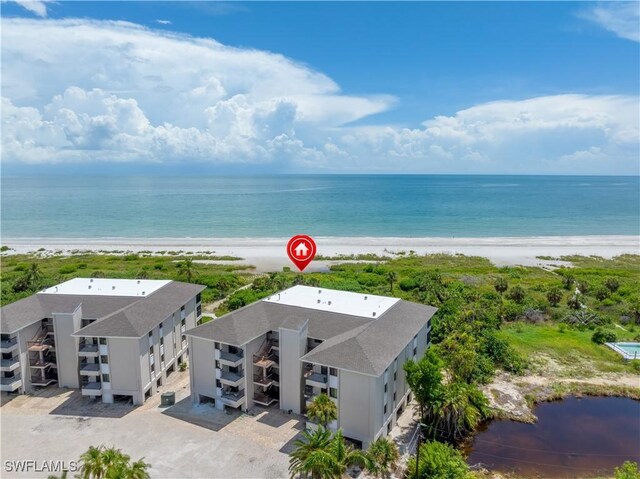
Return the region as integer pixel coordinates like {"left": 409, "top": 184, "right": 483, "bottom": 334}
{"left": 294, "top": 242, "right": 309, "bottom": 257}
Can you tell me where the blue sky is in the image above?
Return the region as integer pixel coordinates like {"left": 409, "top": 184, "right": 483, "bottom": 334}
{"left": 1, "top": 1, "right": 638, "bottom": 174}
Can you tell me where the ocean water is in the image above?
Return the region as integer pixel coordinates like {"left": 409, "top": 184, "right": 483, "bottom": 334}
{"left": 1, "top": 175, "right": 638, "bottom": 238}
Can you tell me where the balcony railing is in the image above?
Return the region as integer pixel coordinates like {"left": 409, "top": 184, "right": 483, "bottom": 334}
{"left": 219, "top": 350, "right": 244, "bottom": 366}
{"left": 305, "top": 372, "right": 328, "bottom": 388}
{"left": 220, "top": 370, "right": 244, "bottom": 386}
{"left": 0, "top": 338, "right": 18, "bottom": 352}
{"left": 79, "top": 363, "right": 101, "bottom": 375}
{"left": 220, "top": 390, "right": 245, "bottom": 408}
{"left": 79, "top": 344, "right": 99, "bottom": 356}
{"left": 0, "top": 357, "right": 20, "bottom": 372}
{"left": 0, "top": 375, "right": 22, "bottom": 392}
{"left": 81, "top": 382, "right": 102, "bottom": 396}
{"left": 253, "top": 373, "right": 279, "bottom": 387}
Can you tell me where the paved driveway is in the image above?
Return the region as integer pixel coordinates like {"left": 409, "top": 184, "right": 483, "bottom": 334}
{"left": 0, "top": 372, "right": 303, "bottom": 479}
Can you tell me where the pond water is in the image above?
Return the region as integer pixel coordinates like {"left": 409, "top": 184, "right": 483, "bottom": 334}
{"left": 466, "top": 396, "right": 640, "bottom": 478}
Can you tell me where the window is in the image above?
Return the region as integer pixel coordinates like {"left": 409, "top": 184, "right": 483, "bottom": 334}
{"left": 160, "top": 337, "right": 164, "bottom": 345}
{"left": 320, "top": 366, "right": 328, "bottom": 375}
{"left": 329, "top": 388, "right": 337, "bottom": 399}
{"left": 181, "top": 305, "right": 185, "bottom": 312}
{"left": 161, "top": 354, "right": 165, "bottom": 363}
{"left": 329, "top": 368, "right": 338, "bottom": 377}
{"left": 181, "top": 318, "right": 186, "bottom": 326}
{"left": 196, "top": 293, "right": 202, "bottom": 303}
{"left": 99, "top": 338, "right": 107, "bottom": 345}
{"left": 215, "top": 342, "right": 221, "bottom": 349}
{"left": 149, "top": 346, "right": 153, "bottom": 355}
{"left": 102, "top": 374, "right": 110, "bottom": 382}
{"left": 384, "top": 383, "right": 388, "bottom": 393}
{"left": 100, "top": 355, "right": 108, "bottom": 364}
{"left": 384, "top": 404, "right": 387, "bottom": 414}
{"left": 216, "top": 379, "right": 221, "bottom": 388}
{"left": 393, "top": 392, "right": 396, "bottom": 402}
{"left": 150, "top": 363, "right": 155, "bottom": 373}
{"left": 197, "top": 304, "right": 202, "bottom": 317}
{"left": 413, "top": 346, "right": 417, "bottom": 356}
{"left": 148, "top": 331, "right": 153, "bottom": 337}
{"left": 393, "top": 372, "right": 397, "bottom": 381}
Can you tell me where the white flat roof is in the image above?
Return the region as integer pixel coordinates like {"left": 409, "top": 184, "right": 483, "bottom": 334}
{"left": 38, "top": 278, "right": 171, "bottom": 297}
{"left": 263, "top": 285, "right": 399, "bottom": 319}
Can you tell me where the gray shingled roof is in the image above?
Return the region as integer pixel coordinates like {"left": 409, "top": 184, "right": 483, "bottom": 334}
{"left": 0, "top": 281, "right": 205, "bottom": 337}
{"left": 301, "top": 300, "right": 437, "bottom": 376}
{"left": 186, "top": 294, "right": 436, "bottom": 376}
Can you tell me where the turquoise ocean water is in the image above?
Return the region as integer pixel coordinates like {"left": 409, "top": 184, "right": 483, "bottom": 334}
{"left": 1, "top": 175, "right": 638, "bottom": 238}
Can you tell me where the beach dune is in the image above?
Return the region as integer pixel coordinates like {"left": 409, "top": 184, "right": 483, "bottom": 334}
{"left": 3, "top": 235, "right": 638, "bottom": 272}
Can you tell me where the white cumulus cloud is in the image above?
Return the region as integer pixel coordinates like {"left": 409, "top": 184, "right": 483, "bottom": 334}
{"left": 3, "top": 0, "right": 51, "bottom": 17}
{"left": 1, "top": 17, "right": 638, "bottom": 174}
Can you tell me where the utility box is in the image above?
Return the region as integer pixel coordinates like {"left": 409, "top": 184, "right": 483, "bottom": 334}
{"left": 160, "top": 391, "right": 175, "bottom": 406}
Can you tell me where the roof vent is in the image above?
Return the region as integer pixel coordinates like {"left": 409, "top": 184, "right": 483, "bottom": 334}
{"left": 372, "top": 312, "right": 376, "bottom": 317}
{"left": 112, "top": 286, "right": 116, "bottom": 290}
{"left": 137, "top": 280, "right": 141, "bottom": 284}
{"left": 364, "top": 296, "right": 368, "bottom": 300}
{"left": 90, "top": 279, "right": 94, "bottom": 282}
{"left": 318, "top": 289, "right": 322, "bottom": 294}
{"left": 88, "top": 285, "right": 91, "bottom": 289}
{"left": 317, "top": 299, "right": 321, "bottom": 304}
{"left": 142, "top": 291, "right": 145, "bottom": 295}
{"left": 328, "top": 301, "right": 332, "bottom": 305}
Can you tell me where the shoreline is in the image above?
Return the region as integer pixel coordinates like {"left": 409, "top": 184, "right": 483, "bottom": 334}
{"left": 2, "top": 235, "right": 638, "bottom": 271}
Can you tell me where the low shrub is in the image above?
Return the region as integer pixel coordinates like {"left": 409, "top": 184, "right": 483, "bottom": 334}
{"left": 591, "top": 328, "right": 616, "bottom": 345}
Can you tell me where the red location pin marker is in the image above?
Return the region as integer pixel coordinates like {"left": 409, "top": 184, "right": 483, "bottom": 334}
{"left": 287, "top": 235, "right": 317, "bottom": 272}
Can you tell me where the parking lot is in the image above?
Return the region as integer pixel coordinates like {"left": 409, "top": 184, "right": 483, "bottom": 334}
{"left": 0, "top": 371, "right": 303, "bottom": 478}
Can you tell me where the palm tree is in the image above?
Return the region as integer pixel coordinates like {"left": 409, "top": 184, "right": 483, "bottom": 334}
{"left": 329, "top": 429, "right": 372, "bottom": 476}
{"left": 177, "top": 258, "right": 197, "bottom": 283}
{"left": 78, "top": 445, "right": 150, "bottom": 479}
{"left": 306, "top": 393, "right": 337, "bottom": 428}
{"left": 289, "top": 427, "right": 336, "bottom": 479}
{"left": 546, "top": 287, "right": 563, "bottom": 307}
{"left": 366, "top": 437, "right": 399, "bottom": 478}
{"left": 79, "top": 446, "right": 104, "bottom": 479}
{"left": 386, "top": 271, "right": 398, "bottom": 294}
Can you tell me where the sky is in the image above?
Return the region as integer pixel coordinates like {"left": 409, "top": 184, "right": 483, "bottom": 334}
{"left": 1, "top": 1, "right": 639, "bottom": 175}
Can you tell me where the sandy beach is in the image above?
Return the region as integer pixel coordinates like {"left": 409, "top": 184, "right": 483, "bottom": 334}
{"left": 3, "top": 235, "right": 638, "bottom": 272}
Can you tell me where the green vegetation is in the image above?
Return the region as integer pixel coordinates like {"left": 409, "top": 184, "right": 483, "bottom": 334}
{"left": 289, "top": 427, "right": 399, "bottom": 479}
{"left": 77, "top": 445, "right": 150, "bottom": 479}
{"left": 500, "top": 322, "right": 637, "bottom": 376}
{"left": 306, "top": 393, "right": 338, "bottom": 428}
{"left": 406, "top": 440, "right": 471, "bottom": 479}
{"left": 1, "top": 253, "right": 253, "bottom": 306}
{"left": 615, "top": 461, "right": 640, "bottom": 479}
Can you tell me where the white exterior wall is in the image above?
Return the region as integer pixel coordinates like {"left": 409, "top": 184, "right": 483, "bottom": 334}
{"left": 53, "top": 306, "right": 82, "bottom": 389}
{"left": 189, "top": 336, "right": 216, "bottom": 403}
{"left": 279, "top": 322, "right": 308, "bottom": 414}
{"left": 106, "top": 337, "right": 144, "bottom": 404}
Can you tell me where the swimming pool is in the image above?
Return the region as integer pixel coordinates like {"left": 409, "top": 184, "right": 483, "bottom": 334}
{"left": 606, "top": 342, "right": 640, "bottom": 360}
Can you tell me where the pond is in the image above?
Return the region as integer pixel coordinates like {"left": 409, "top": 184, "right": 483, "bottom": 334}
{"left": 466, "top": 396, "right": 640, "bottom": 478}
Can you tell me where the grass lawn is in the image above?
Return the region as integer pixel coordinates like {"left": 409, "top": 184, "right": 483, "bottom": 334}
{"left": 499, "top": 322, "right": 639, "bottom": 376}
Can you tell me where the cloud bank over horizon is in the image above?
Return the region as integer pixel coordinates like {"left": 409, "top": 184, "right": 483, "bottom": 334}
{"left": 1, "top": 18, "right": 638, "bottom": 174}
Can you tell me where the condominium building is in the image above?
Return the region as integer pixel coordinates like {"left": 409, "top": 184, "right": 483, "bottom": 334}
{"left": 186, "top": 285, "right": 436, "bottom": 447}
{"left": 0, "top": 278, "right": 204, "bottom": 404}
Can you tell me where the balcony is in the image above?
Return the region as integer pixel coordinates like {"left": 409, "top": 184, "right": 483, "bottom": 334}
{"left": 220, "top": 370, "right": 244, "bottom": 387}
{"left": 81, "top": 382, "right": 102, "bottom": 396}
{"left": 253, "top": 353, "right": 278, "bottom": 369}
{"left": 78, "top": 343, "right": 99, "bottom": 357}
{"left": 253, "top": 392, "right": 278, "bottom": 407}
{"left": 29, "top": 359, "right": 56, "bottom": 370}
{"left": 219, "top": 350, "right": 244, "bottom": 367}
{"left": 253, "top": 373, "right": 279, "bottom": 388}
{"left": 30, "top": 375, "right": 57, "bottom": 387}
{"left": 305, "top": 372, "right": 328, "bottom": 389}
{"left": 0, "top": 376, "right": 22, "bottom": 392}
{"left": 0, "top": 338, "right": 18, "bottom": 354}
{"left": 219, "top": 390, "right": 245, "bottom": 408}
{"left": 79, "top": 363, "right": 101, "bottom": 376}
{"left": 0, "top": 357, "right": 20, "bottom": 372}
